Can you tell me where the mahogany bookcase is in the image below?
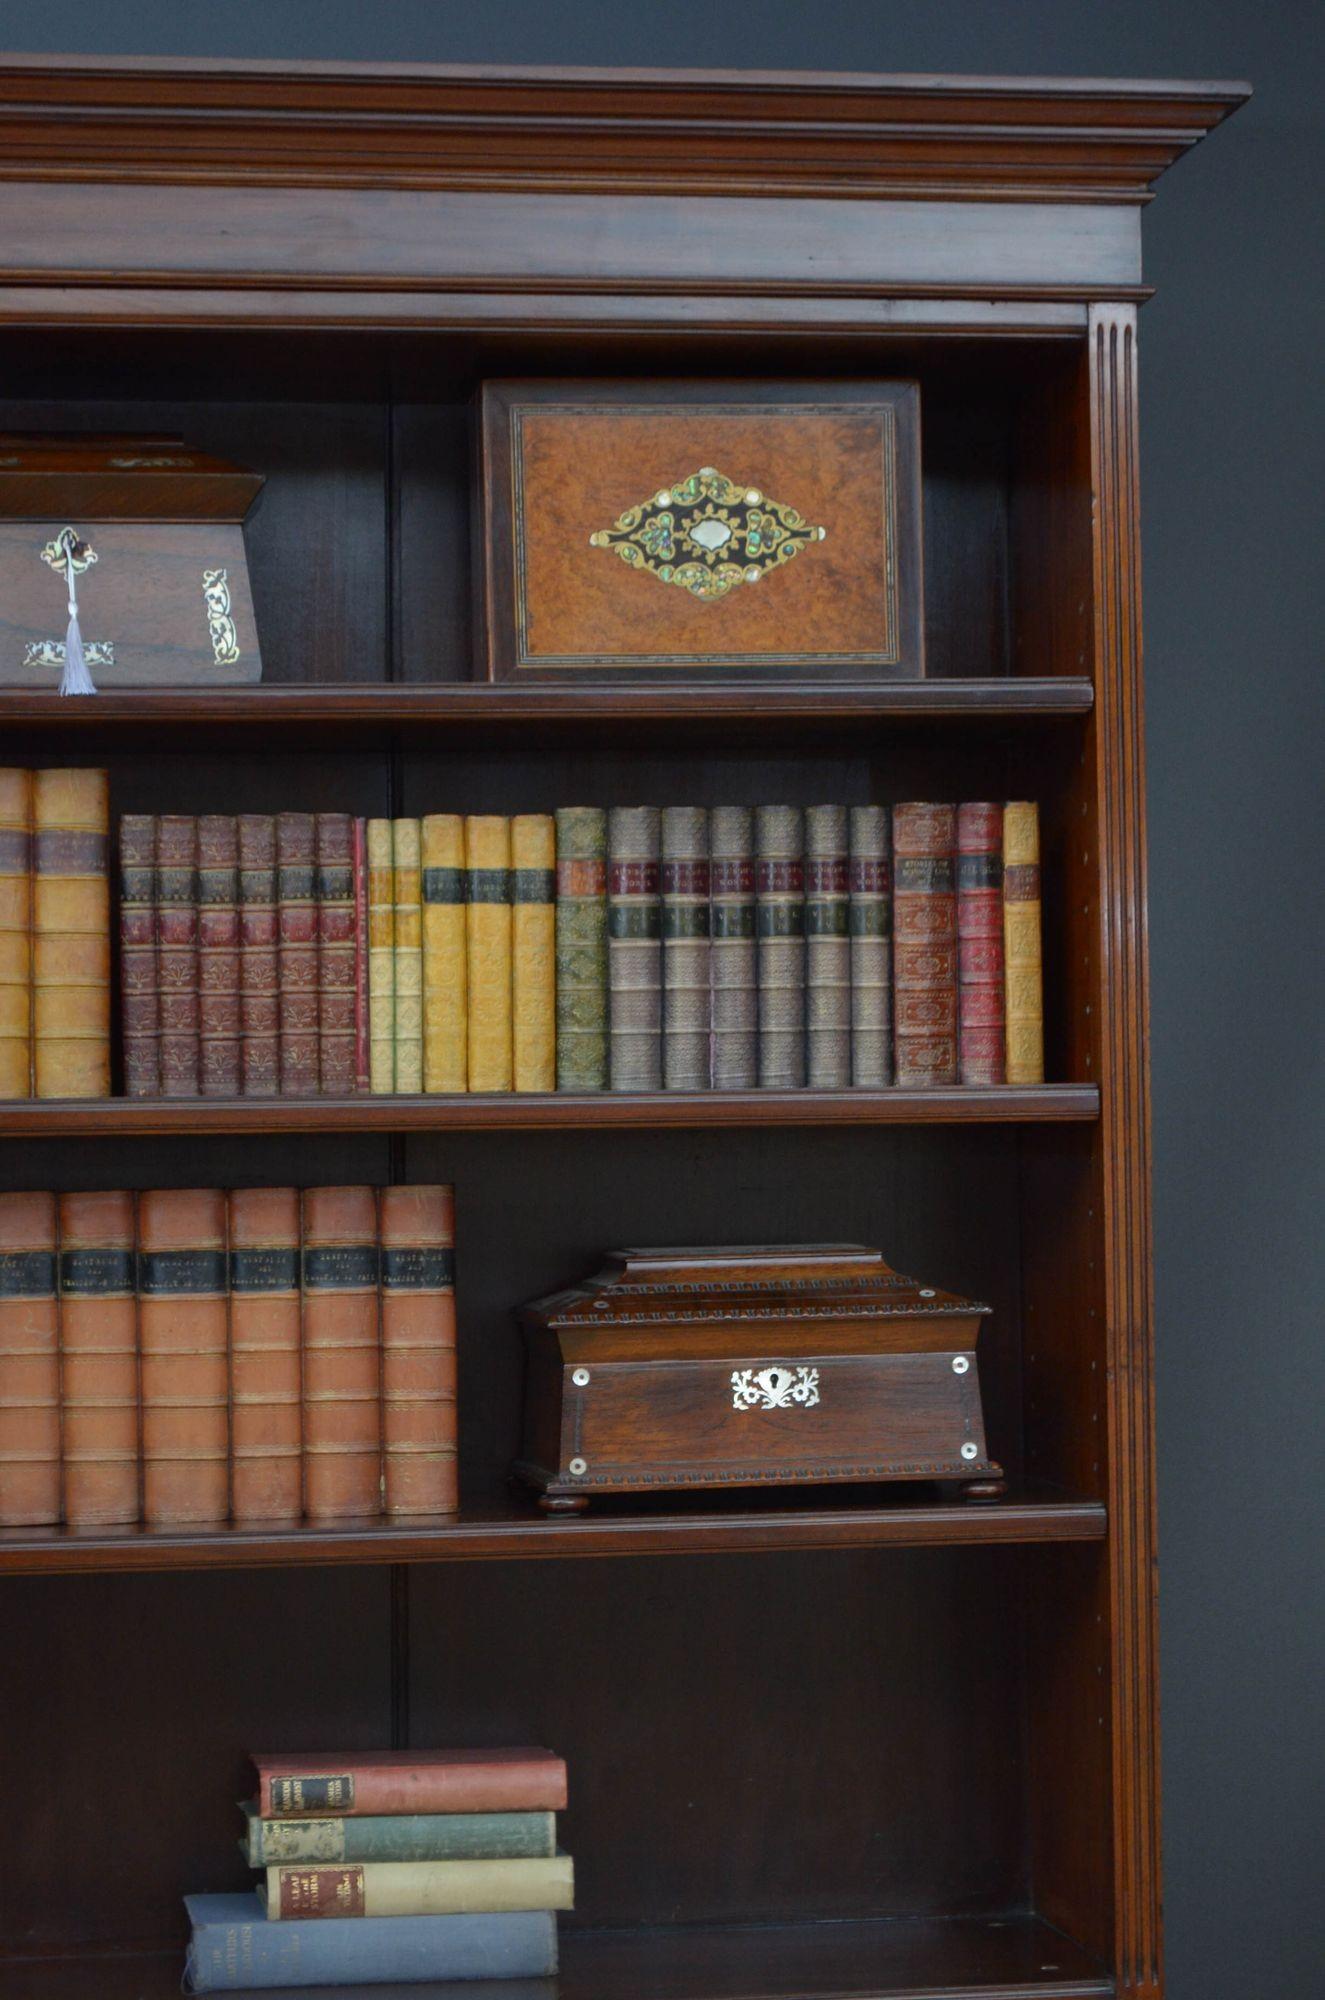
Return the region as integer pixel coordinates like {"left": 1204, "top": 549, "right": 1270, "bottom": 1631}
{"left": 0, "top": 58, "right": 1246, "bottom": 2000}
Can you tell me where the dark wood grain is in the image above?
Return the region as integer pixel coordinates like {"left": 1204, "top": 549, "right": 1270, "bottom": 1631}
{"left": 0, "top": 1086, "right": 1100, "bottom": 1136}
{"left": 0, "top": 1485, "right": 1105, "bottom": 1576}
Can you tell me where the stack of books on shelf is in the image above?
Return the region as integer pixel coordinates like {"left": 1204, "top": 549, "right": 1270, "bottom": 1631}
{"left": 116, "top": 798, "right": 1044, "bottom": 1099}
{"left": 0, "top": 1183, "right": 456, "bottom": 1530}
{"left": 184, "top": 1747, "right": 570, "bottom": 1992}
{"left": 1, "top": 766, "right": 110, "bottom": 1099}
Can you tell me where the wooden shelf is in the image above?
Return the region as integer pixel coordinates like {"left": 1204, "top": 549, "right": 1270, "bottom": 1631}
{"left": 0, "top": 1914, "right": 1112, "bottom": 2000}
{"left": 0, "top": 1085, "right": 1099, "bottom": 1136}
{"left": 0, "top": 1485, "right": 1105, "bottom": 1576}
{"left": 0, "top": 677, "right": 1094, "bottom": 732}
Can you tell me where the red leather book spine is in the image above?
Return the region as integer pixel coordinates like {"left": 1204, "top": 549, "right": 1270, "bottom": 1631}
{"left": 156, "top": 814, "right": 199, "bottom": 1097}
{"left": 301, "top": 1185, "right": 381, "bottom": 1519}
{"left": 238, "top": 814, "right": 279, "bottom": 1098}
{"left": 352, "top": 817, "right": 370, "bottom": 1094}
{"left": 0, "top": 1190, "right": 60, "bottom": 1525}
{"left": 120, "top": 814, "right": 159, "bottom": 1099}
{"left": 316, "top": 813, "right": 357, "bottom": 1096}
{"left": 58, "top": 1189, "right": 139, "bottom": 1525}
{"left": 138, "top": 1187, "right": 229, "bottom": 1524}
{"left": 892, "top": 803, "right": 958, "bottom": 1087}
{"left": 253, "top": 1748, "right": 569, "bottom": 1819}
{"left": 229, "top": 1186, "right": 302, "bottom": 1522}
{"left": 956, "top": 802, "right": 1007, "bottom": 1087}
{"left": 277, "top": 812, "right": 319, "bottom": 1097}
{"left": 198, "top": 814, "right": 241, "bottom": 1098}
{"left": 380, "top": 1184, "right": 458, "bottom": 1517}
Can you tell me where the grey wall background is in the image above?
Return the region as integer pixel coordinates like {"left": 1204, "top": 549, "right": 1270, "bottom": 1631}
{"left": 0, "top": 2, "right": 1319, "bottom": 1994}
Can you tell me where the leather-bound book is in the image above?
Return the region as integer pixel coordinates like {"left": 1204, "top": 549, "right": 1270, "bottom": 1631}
{"left": 119, "top": 814, "right": 159, "bottom": 1098}
{"left": 607, "top": 806, "right": 661, "bottom": 1092}
{"left": 277, "top": 812, "right": 319, "bottom": 1097}
{"left": 366, "top": 818, "right": 395, "bottom": 1094}
{"left": 755, "top": 804, "right": 806, "bottom": 1088}
{"left": 198, "top": 814, "right": 241, "bottom": 1098}
{"left": 709, "top": 805, "right": 756, "bottom": 1091}
{"left": 0, "top": 769, "right": 31, "bottom": 1099}
{"left": 893, "top": 803, "right": 958, "bottom": 1087}
{"left": 849, "top": 806, "right": 892, "bottom": 1087}
{"left": 32, "top": 768, "right": 110, "bottom": 1099}
{"left": 0, "top": 1190, "right": 60, "bottom": 1525}
{"left": 58, "top": 1189, "right": 139, "bottom": 1525}
{"left": 237, "top": 814, "right": 279, "bottom": 1098}
{"left": 421, "top": 814, "right": 466, "bottom": 1094}
{"left": 316, "top": 813, "right": 356, "bottom": 1096}
{"left": 392, "top": 819, "right": 424, "bottom": 1095}
{"left": 262, "top": 1853, "right": 573, "bottom": 1921}
{"left": 805, "top": 804, "right": 850, "bottom": 1089}
{"left": 157, "top": 814, "right": 200, "bottom": 1097}
{"left": 138, "top": 1187, "right": 229, "bottom": 1524}
{"left": 660, "top": 806, "right": 710, "bottom": 1091}
{"left": 301, "top": 1186, "right": 382, "bottom": 1519}
{"left": 229, "top": 1186, "right": 302, "bottom": 1522}
{"left": 352, "top": 819, "right": 370, "bottom": 1094}
{"left": 1003, "top": 801, "right": 1045, "bottom": 1085}
{"left": 464, "top": 816, "right": 512, "bottom": 1092}
{"left": 554, "top": 807, "right": 607, "bottom": 1092}
{"left": 380, "top": 1184, "right": 458, "bottom": 1517}
{"left": 511, "top": 815, "right": 555, "bottom": 1093}
{"left": 252, "top": 1747, "right": 569, "bottom": 1819}
{"left": 957, "top": 802, "right": 1006, "bottom": 1086}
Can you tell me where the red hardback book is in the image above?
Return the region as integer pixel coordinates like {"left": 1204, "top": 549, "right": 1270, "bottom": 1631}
{"left": 891, "top": 803, "right": 958, "bottom": 1087}
{"left": 238, "top": 813, "right": 279, "bottom": 1097}
{"left": 955, "top": 802, "right": 1006, "bottom": 1086}
{"left": 197, "top": 814, "right": 242, "bottom": 1098}
{"left": 316, "top": 813, "right": 357, "bottom": 1095}
{"left": 119, "top": 813, "right": 159, "bottom": 1098}
{"left": 352, "top": 817, "right": 369, "bottom": 1094}
{"left": 155, "top": 814, "right": 199, "bottom": 1097}
{"left": 251, "top": 1748, "right": 569, "bottom": 1819}
{"left": 277, "top": 812, "right": 318, "bottom": 1097}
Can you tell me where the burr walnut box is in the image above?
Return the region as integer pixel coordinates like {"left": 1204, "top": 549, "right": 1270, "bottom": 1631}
{"left": 514, "top": 1244, "right": 1002, "bottom": 1511}
{"left": 474, "top": 379, "right": 923, "bottom": 680}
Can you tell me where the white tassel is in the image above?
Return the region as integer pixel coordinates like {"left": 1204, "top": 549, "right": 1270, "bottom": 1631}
{"left": 58, "top": 551, "right": 97, "bottom": 697}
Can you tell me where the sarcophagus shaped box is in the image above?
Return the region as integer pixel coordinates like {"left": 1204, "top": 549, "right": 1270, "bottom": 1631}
{"left": 515, "top": 1244, "right": 1003, "bottom": 1511}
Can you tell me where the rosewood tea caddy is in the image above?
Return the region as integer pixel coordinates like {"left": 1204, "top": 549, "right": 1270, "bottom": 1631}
{"left": 515, "top": 1244, "right": 1003, "bottom": 1511}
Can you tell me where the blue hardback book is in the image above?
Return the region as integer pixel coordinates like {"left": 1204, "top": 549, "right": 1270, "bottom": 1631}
{"left": 184, "top": 1891, "right": 558, "bottom": 1991}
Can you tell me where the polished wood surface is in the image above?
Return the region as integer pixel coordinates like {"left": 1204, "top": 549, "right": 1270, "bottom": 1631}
{"left": 0, "top": 53, "right": 1243, "bottom": 2000}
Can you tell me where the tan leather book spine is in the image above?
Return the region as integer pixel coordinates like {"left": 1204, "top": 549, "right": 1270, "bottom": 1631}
{"left": 366, "top": 819, "right": 395, "bottom": 1094}
{"left": 465, "top": 816, "right": 512, "bottom": 1092}
{"left": 229, "top": 1187, "right": 302, "bottom": 1522}
{"left": 138, "top": 1187, "right": 229, "bottom": 1524}
{"left": 1003, "top": 801, "right": 1045, "bottom": 1085}
{"left": 32, "top": 768, "right": 110, "bottom": 1099}
{"left": 0, "top": 769, "right": 32, "bottom": 1099}
{"left": 0, "top": 1191, "right": 60, "bottom": 1524}
{"left": 511, "top": 815, "right": 556, "bottom": 1092}
{"left": 421, "top": 814, "right": 466, "bottom": 1094}
{"left": 392, "top": 821, "right": 424, "bottom": 1094}
{"left": 58, "top": 1189, "right": 139, "bottom": 1525}
{"left": 301, "top": 1186, "right": 381, "bottom": 1519}
{"left": 380, "top": 1185, "right": 457, "bottom": 1517}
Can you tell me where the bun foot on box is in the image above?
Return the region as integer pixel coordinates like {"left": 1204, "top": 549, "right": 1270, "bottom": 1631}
{"left": 962, "top": 1479, "right": 1009, "bottom": 1503}
{"left": 538, "top": 1492, "right": 591, "bottom": 1515}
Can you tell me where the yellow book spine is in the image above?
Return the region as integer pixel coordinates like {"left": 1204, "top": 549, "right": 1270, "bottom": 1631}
{"left": 392, "top": 819, "right": 424, "bottom": 1095}
{"left": 0, "top": 769, "right": 32, "bottom": 1099}
{"left": 32, "top": 768, "right": 110, "bottom": 1099}
{"left": 1003, "top": 801, "right": 1045, "bottom": 1085}
{"left": 465, "top": 816, "right": 513, "bottom": 1092}
{"left": 421, "top": 814, "right": 467, "bottom": 1094}
{"left": 366, "top": 818, "right": 395, "bottom": 1094}
{"left": 511, "top": 814, "right": 556, "bottom": 1092}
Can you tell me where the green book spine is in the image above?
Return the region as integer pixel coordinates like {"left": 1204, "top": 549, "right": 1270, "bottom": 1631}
{"left": 242, "top": 1805, "right": 558, "bottom": 1866}
{"left": 555, "top": 807, "right": 607, "bottom": 1091}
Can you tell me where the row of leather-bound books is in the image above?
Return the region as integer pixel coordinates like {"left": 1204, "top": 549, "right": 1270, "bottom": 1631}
{"left": 0, "top": 1183, "right": 456, "bottom": 1529}
{"left": 0, "top": 767, "right": 110, "bottom": 1099}
{"left": 119, "top": 799, "right": 1044, "bottom": 1097}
